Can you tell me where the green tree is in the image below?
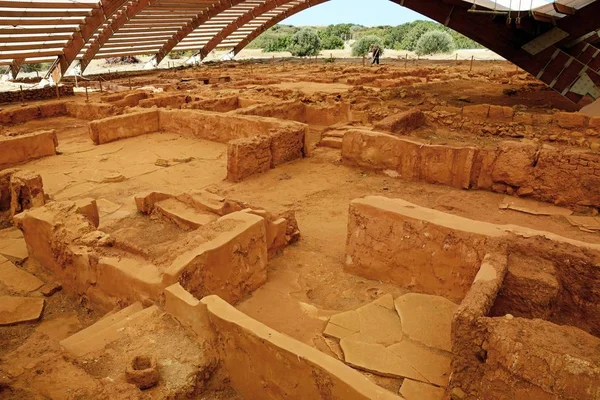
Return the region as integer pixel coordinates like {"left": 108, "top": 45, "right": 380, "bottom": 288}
{"left": 415, "top": 31, "right": 455, "bottom": 56}
{"left": 320, "top": 35, "right": 345, "bottom": 50}
{"left": 399, "top": 22, "right": 437, "bottom": 51}
{"left": 351, "top": 35, "right": 384, "bottom": 57}
{"left": 288, "top": 28, "right": 321, "bottom": 57}
{"left": 263, "top": 35, "right": 292, "bottom": 52}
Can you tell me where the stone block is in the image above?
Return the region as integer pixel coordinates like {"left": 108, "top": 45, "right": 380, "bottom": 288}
{"left": 373, "top": 108, "right": 425, "bottom": 135}
{"left": 9, "top": 170, "right": 45, "bottom": 218}
{"left": 227, "top": 135, "right": 272, "bottom": 182}
{"left": 88, "top": 110, "right": 159, "bottom": 145}
{"left": 553, "top": 112, "right": 588, "bottom": 129}
{"left": 463, "top": 104, "right": 490, "bottom": 119}
{"left": 74, "top": 198, "right": 100, "bottom": 228}
{"left": 166, "top": 212, "right": 268, "bottom": 305}
{"left": 488, "top": 105, "right": 514, "bottom": 122}
{"left": 491, "top": 140, "right": 538, "bottom": 187}
{"left": 0, "top": 130, "right": 57, "bottom": 168}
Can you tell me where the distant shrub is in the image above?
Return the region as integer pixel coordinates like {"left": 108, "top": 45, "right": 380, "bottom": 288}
{"left": 415, "top": 31, "right": 455, "bottom": 56}
{"left": 0, "top": 66, "right": 8, "bottom": 75}
{"left": 288, "top": 29, "right": 321, "bottom": 57}
{"left": 320, "top": 35, "right": 345, "bottom": 50}
{"left": 351, "top": 35, "right": 384, "bottom": 57}
{"left": 263, "top": 35, "right": 292, "bottom": 52}
{"left": 399, "top": 24, "right": 432, "bottom": 51}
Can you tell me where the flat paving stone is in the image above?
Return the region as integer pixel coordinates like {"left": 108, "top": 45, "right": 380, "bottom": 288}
{"left": 394, "top": 293, "right": 457, "bottom": 352}
{"left": 0, "top": 228, "right": 28, "bottom": 263}
{"left": 400, "top": 379, "right": 445, "bottom": 400}
{"left": 324, "top": 294, "right": 402, "bottom": 345}
{"left": 340, "top": 338, "right": 427, "bottom": 382}
{"left": 0, "top": 296, "right": 44, "bottom": 325}
{"left": 388, "top": 340, "right": 451, "bottom": 386}
{"left": 0, "top": 255, "right": 44, "bottom": 294}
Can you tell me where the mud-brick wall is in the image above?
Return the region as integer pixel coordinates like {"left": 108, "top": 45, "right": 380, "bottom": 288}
{"left": 0, "top": 85, "right": 74, "bottom": 104}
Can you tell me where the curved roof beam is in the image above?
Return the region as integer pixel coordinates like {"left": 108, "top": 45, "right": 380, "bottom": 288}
{"left": 44, "top": 0, "right": 135, "bottom": 80}
{"left": 79, "top": 1, "right": 222, "bottom": 73}
{"left": 192, "top": 0, "right": 298, "bottom": 61}
{"left": 231, "top": 0, "right": 328, "bottom": 56}
{"left": 78, "top": 0, "right": 161, "bottom": 73}
{"left": 147, "top": 0, "right": 247, "bottom": 67}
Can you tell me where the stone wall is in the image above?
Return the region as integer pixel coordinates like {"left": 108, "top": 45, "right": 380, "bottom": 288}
{"left": 342, "top": 129, "right": 475, "bottom": 189}
{"left": 234, "top": 100, "right": 351, "bottom": 126}
{"left": 0, "top": 85, "right": 73, "bottom": 105}
{"left": 227, "top": 136, "right": 272, "bottom": 182}
{"left": 0, "top": 130, "right": 58, "bottom": 168}
{"left": 160, "top": 109, "right": 307, "bottom": 180}
{"left": 88, "top": 110, "right": 159, "bottom": 144}
{"left": 427, "top": 104, "right": 600, "bottom": 149}
{"left": 347, "top": 196, "right": 600, "bottom": 333}
{"left": 342, "top": 130, "right": 600, "bottom": 209}
{"left": 346, "top": 196, "right": 600, "bottom": 399}
{"left": 164, "top": 286, "right": 400, "bottom": 400}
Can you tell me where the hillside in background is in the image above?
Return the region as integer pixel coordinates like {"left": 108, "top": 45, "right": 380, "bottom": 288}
{"left": 246, "top": 21, "right": 483, "bottom": 52}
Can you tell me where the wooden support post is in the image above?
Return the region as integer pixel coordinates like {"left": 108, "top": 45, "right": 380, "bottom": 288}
{"left": 362, "top": 55, "right": 366, "bottom": 67}
{"left": 129, "top": 78, "right": 132, "bottom": 91}
{"left": 405, "top": 53, "right": 408, "bottom": 68}
{"left": 99, "top": 80, "right": 103, "bottom": 92}
{"left": 74, "top": 74, "right": 78, "bottom": 87}
{"left": 456, "top": 53, "right": 458, "bottom": 61}
{"left": 55, "top": 84, "right": 60, "bottom": 99}
{"left": 85, "top": 86, "right": 89, "bottom": 102}
{"left": 19, "top": 85, "right": 24, "bottom": 103}
{"left": 470, "top": 55, "right": 474, "bottom": 72}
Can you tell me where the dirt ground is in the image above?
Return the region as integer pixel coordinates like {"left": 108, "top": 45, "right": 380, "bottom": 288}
{"left": 1, "top": 58, "right": 599, "bottom": 399}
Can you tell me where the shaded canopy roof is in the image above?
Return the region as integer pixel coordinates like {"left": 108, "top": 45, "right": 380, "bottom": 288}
{"left": 0, "top": 0, "right": 598, "bottom": 79}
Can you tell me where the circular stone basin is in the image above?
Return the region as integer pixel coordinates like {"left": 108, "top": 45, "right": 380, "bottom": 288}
{"left": 125, "top": 355, "right": 159, "bottom": 389}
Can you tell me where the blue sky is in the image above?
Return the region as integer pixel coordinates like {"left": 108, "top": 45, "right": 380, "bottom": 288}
{"left": 285, "top": 0, "right": 428, "bottom": 26}
{"left": 284, "top": 0, "right": 554, "bottom": 26}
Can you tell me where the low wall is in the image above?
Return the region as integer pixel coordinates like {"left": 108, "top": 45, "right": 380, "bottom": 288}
{"left": 347, "top": 196, "right": 600, "bottom": 334}
{"left": 14, "top": 197, "right": 282, "bottom": 312}
{"left": 164, "top": 285, "right": 399, "bottom": 400}
{"left": 183, "top": 96, "right": 240, "bottom": 112}
{"left": 159, "top": 109, "right": 307, "bottom": 179}
{"left": 0, "top": 130, "right": 58, "bottom": 168}
{"left": 88, "top": 110, "right": 159, "bottom": 145}
{"left": 346, "top": 196, "right": 600, "bottom": 398}
{"left": 342, "top": 130, "right": 600, "bottom": 209}
{"left": 427, "top": 104, "right": 600, "bottom": 149}
{"left": 343, "top": 129, "right": 475, "bottom": 189}
{"left": 139, "top": 94, "right": 190, "bottom": 109}
{"left": 235, "top": 100, "right": 351, "bottom": 126}
{"left": 0, "top": 85, "right": 73, "bottom": 105}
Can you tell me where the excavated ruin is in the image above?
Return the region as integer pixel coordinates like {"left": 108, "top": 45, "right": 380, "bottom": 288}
{"left": 1, "top": 59, "right": 600, "bottom": 400}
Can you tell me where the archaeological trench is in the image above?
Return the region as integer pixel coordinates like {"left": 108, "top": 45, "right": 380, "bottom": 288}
{"left": 1, "top": 60, "right": 600, "bottom": 400}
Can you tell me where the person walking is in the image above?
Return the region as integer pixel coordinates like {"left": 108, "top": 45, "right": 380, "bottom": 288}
{"left": 371, "top": 44, "right": 381, "bottom": 66}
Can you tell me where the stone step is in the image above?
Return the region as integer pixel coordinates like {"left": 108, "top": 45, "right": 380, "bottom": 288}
{"left": 155, "top": 198, "right": 218, "bottom": 230}
{"left": 60, "top": 302, "right": 143, "bottom": 351}
{"left": 60, "top": 304, "right": 158, "bottom": 357}
{"left": 319, "top": 137, "right": 343, "bottom": 149}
